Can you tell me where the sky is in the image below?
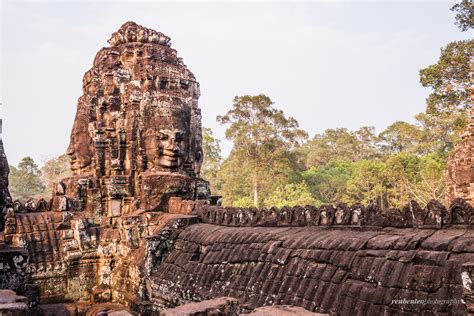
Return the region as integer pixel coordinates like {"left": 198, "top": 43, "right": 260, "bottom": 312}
{"left": 0, "top": 0, "right": 470, "bottom": 166}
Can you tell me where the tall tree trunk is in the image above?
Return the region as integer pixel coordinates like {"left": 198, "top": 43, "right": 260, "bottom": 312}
{"left": 253, "top": 173, "right": 259, "bottom": 208}
{"left": 380, "top": 187, "right": 384, "bottom": 209}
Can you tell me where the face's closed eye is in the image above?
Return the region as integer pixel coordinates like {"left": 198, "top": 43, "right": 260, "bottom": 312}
{"left": 157, "top": 132, "right": 169, "bottom": 141}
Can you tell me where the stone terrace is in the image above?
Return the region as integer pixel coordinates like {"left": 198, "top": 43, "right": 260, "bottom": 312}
{"left": 149, "top": 223, "right": 473, "bottom": 315}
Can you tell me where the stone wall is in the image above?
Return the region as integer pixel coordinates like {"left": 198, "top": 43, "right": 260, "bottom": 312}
{"left": 149, "top": 219, "right": 473, "bottom": 314}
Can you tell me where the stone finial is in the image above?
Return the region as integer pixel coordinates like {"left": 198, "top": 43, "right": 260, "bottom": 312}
{"left": 319, "top": 205, "right": 334, "bottom": 225}
{"left": 424, "top": 199, "right": 447, "bottom": 227}
{"left": 403, "top": 200, "right": 424, "bottom": 227}
{"left": 449, "top": 198, "right": 473, "bottom": 224}
{"left": 334, "top": 202, "right": 350, "bottom": 225}
{"left": 107, "top": 21, "right": 171, "bottom": 47}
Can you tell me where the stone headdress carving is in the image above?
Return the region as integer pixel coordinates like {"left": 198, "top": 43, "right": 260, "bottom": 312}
{"left": 65, "top": 21, "right": 208, "bottom": 214}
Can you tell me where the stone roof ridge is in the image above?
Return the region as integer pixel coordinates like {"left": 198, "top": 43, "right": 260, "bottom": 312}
{"left": 107, "top": 21, "right": 172, "bottom": 47}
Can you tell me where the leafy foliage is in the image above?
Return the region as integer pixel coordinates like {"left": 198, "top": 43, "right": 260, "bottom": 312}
{"left": 303, "top": 127, "right": 379, "bottom": 167}
{"left": 451, "top": 0, "right": 474, "bottom": 31}
{"left": 9, "top": 157, "right": 46, "bottom": 201}
{"left": 40, "top": 154, "right": 72, "bottom": 196}
{"left": 419, "top": 40, "right": 472, "bottom": 115}
{"left": 217, "top": 94, "right": 307, "bottom": 207}
{"left": 302, "top": 160, "right": 352, "bottom": 205}
{"left": 201, "top": 127, "right": 223, "bottom": 194}
{"left": 379, "top": 121, "right": 422, "bottom": 154}
{"left": 9, "top": 155, "right": 73, "bottom": 201}
{"left": 345, "top": 160, "right": 389, "bottom": 207}
{"left": 264, "top": 182, "right": 318, "bottom": 208}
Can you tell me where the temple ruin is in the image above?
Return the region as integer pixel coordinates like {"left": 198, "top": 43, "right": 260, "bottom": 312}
{"left": 0, "top": 22, "right": 473, "bottom": 315}
{"left": 446, "top": 103, "right": 474, "bottom": 205}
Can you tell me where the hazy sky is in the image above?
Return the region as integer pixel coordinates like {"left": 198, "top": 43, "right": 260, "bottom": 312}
{"left": 1, "top": 0, "right": 470, "bottom": 166}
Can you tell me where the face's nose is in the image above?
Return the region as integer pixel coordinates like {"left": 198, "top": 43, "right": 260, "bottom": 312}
{"left": 66, "top": 143, "right": 75, "bottom": 156}
{"left": 172, "top": 143, "right": 180, "bottom": 153}
{"left": 164, "top": 136, "right": 180, "bottom": 153}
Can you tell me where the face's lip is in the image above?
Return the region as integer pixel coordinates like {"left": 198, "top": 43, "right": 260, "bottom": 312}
{"left": 70, "top": 159, "right": 78, "bottom": 170}
{"left": 161, "top": 156, "right": 179, "bottom": 162}
{"left": 161, "top": 150, "right": 180, "bottom": 158}
{"left": 158, "top": 158, "right": 181, "bottom": 168}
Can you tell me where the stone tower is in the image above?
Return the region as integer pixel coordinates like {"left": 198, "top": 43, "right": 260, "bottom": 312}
{"left": 62, "top": 21, "right": 209, "bottom": 219}
{"left": 445, "top": 89, "right": 474, "bottom": 205}
{"left": 0, "top": 102, "right": 12, "bottom": 230}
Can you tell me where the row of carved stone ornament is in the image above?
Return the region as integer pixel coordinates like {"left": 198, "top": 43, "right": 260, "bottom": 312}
{"left": 10, "top": 199, "right": 51, "bottom": 213}
{"left": 195, "top": 198, "right": 473, "bottom": 228}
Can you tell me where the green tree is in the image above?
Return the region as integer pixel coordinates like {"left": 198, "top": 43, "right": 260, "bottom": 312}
{"left": 415, "top": 111, "right": 467, "bottom": 155}
{"left": 201, "top": 127, "right": 223, "bottom": 194}
{"left": 354, "top": 126, "right": 380, "bottom": 159}
{"left": 217, "top": 94, "right": 307, "bottom": 207}
{"left": 264, "top": 182, "right": 318, "bottom": 208}
{"left": 420, "top": 40, "right": 472, "bottom": 114}
{"left": 304, "top": 127, "right": 379, "bottom": 167}
{"left": 385, "top": 153, "right": 423, "bottom": 207}
{"left": 404, "top": 153, "right": 446, "bottom": 205}
{"left": 379, "top": 121, "right": 423, "bottom": 154}
{"left": 451, "top": 0, "right": 473, "bottom": 32}
{"left": 40, "top": 154, "right": 71, "bottom": 196}
{"left": 345, "top": 159, "right": 389, "bottom": 208}
{"left": 9, "top": 157, "right": 46, "bottom": 201}
{"left": 301, "top": 159, "right": 352, "bottom": 204}
{"left": 217, "top": 152, "right": 253, "bottom": 206}
{"left": 385, "top": 153, "right": 446, "bottom": 207}
{"left": 417, "top": 40, "right": 473, "bottom": 154}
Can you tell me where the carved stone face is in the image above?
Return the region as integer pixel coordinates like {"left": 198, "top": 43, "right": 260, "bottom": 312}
{"left": 157, "top": 129, "right": 184, "bottom": 169}
{"left": 67, "top": 115, "right": 92, "bottom": 172}
{"left": 124, "top": 24, "right": 137, "bottom": 42}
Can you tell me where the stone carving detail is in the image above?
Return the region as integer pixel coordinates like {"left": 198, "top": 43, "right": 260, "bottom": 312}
{"left": 64, "top": 21, "right": 208, "bottom": 215}
{"left": 1, "top": 21, "right": 473, "bottom": 316}
{"left": 449, "top": 197, "right": 473, "bottom": 224}
{"left": 424, "top": 199, "right": 447, "bottom": 227}
{"left": 350, "top": 203, "right": 364, "bottom": 226}
{"left": 445, "top": 98, "right": 473, "bottom": 205}
{"left": 0, "top": 139, "right": 12, "bottom": 231}
{"left": 194, "top": 198, "right": 472, "bottom": 228}
{"left": 463, "top": 263, "right": 474, "bottom": 313}
{"left": 1, "top": 22, "right": 211, "bottom": 310}
{"left": 403, "top": 199, "right": 424, "bottom": 226}
{"left": 334, "top": 202, "right": 350, "bottom": 225}
{"left": 108, "top": 21, "right": 171, "bottom": 47}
